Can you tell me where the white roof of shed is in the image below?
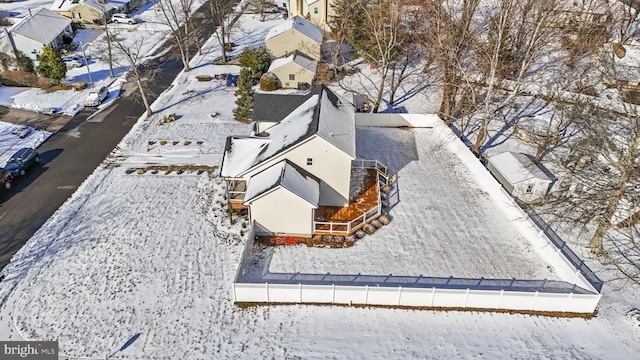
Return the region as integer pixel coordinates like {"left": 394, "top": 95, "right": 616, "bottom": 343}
{"left": 488, "top": 152, "right": 551, "bottom": 185}
{"left": 265, "top": 15, "right": 323, "bottom": 44}
{"left": 244, "top": 160, "right": 320, "bottom": 207}
{"left": 12, "top": 8, "right": 72, "bottom": 45}
{"left": 268, "top": 53, "right": 318, "bottom": 73}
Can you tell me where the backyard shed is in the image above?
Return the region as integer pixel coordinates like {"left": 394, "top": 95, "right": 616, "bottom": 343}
{"left": 487, "top": 152, "right": 553, "bottom": 200}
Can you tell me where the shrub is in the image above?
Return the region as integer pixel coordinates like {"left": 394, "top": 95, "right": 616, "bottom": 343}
{"left": 15, "top": 51, "right": 35, "bottom": 73}
{"left": 233, "top": 68, "right": 254, "bottom": 121}
{"left": 36, "top": 46, "right": 66, "bottom": 84}
{"left": 259, "top": 72, "right": 278, "bottom": 91}
{"left": 363, "top": 224, "right": 375, "bottom": 235}
{"left": 183, "top": 140, "right": 191, "bottom": 145}
{"left": 238, "top": 47, "right": 271, "bottom": 78}
{"left": 159, "top": 140, "right": 167, "bottom": 145}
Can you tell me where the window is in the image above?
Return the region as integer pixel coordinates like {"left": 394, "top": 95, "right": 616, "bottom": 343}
{"left": 289, "top": 74, "right": 295, "bottom": 80}
{"left": 306, "top": 158, "right": 313, "bottom": 166}
{"left": 526, "top": 184, "right": 533, "bottom": 194}
{"left": 314, "top": 7, "right": 318, "bottom": 14}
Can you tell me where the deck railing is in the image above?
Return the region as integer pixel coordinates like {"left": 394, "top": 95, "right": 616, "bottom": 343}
{"left": 226, "top": 178, "right": 247, "bottom": 204}
{"left": 314, "top": 159, "right": 389, "bottom": 235}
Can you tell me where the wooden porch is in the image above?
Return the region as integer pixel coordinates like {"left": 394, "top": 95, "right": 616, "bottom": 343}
{"left": 314, "top": 167, "right": 380, "bottom": 235}
{"left": 227, "top": 179, "right": 248, "bottom": 210}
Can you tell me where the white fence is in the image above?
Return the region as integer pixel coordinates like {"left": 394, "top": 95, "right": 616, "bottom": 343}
{"left": 232, "top": 116, "right": 603, "bottom": 314}
{"left": 233, "top": 282, "right": 601, "bottom": 314}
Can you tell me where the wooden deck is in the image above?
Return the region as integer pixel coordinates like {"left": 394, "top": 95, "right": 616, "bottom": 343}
{"left": 315, "top": 168, "right": 378, "bottom": 222}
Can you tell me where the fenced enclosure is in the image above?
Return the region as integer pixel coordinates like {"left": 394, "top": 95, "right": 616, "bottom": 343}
{"left": 232, "top": 118, "right": 603, "bottom": 314}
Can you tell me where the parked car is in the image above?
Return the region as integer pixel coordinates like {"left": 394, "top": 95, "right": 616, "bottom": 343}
{"left": 110, "top": 13, "right": 135, "bottom": 24}
{"left": 0, "top": 168, "right": 12, "bottom": 191}
{"left": 62, "top": 55, "right": 85, "bottom": 68}
{"left": 85, "top": 86, "right": 109, "bottom": 107}
{"left": 226, "top": 74, "right": 239, "bottom": 86}
{"left": 10, "top": 125, "right": 31, "bottom": 138}
{"left": 4, "top": 148, "right": 39, "bottom": 177}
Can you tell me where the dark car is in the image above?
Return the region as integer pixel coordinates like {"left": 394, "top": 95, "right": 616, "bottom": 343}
{"left": 0, "top": 168, "right": 12, "bottom": 191}
{"left": 5, "top": 148, "right": 40, "bottom": 176}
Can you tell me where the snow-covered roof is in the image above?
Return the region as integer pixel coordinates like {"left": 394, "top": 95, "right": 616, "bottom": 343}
{"left": 488, "top": 152, "right": 552, "bottom": 185}
{"left": 11, "top": 8, "right": 72, "bottom": 45}
{"left": 268, "top": 53, "right": 318, "bottom": 73}
{"left": 221, "top": 85, "right": 356, "bottom": 178}
{"left": 244, "top": 160, "right": 320, "bottom": 207}
{"left": 51, "top": 0, "right": 120, "bottom": 12}
{"left": 265, "top": 15, "right": 323, "bottom": 44}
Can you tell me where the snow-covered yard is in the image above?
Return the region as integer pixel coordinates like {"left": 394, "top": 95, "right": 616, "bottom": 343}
{"left": 0, "top": 3, "right": 638, "bottom": 360}
{"left": 250, "top": 127, "right": 560, "bottom": 281}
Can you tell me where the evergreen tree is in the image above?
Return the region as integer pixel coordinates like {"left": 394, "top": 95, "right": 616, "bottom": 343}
{"left": 233, "top": 68, "right": 254, "bottom": 120}
{"left": 36, "top": 46, "right": 66, "bottom": 83}
{"left": 238, "top": 48, "right": 271, "bottom": 79}
{"left": 15, "top": 51, "right": 34, "bottom": 73}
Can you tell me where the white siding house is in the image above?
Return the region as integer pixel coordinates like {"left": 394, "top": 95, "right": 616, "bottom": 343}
{"left": 10, "top": 8, "right": 73, "bottom": 60}
{"left": 487, "top": 152, "right": 553, "bottom": 201}
{"left": 221, "top": 85, "right": 357, "bottom": 236}
{"left": 244, "top": 160, "right": 319, "bottom": 237}
{"left": 286, "top": 0, "right": 336, "bottom": 28}
{"left": 267, "top": 53, "right": 317, "bottom": 89}
{"left": 265, "top": 15, "right": 323, "bottom": 61}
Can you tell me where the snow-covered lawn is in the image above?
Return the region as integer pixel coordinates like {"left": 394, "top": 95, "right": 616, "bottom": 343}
{"left": 255, "top": 127, "right": 560, "bottom": 281}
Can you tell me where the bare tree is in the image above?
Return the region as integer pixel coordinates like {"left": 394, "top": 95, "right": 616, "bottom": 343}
{"left": 339, "top": 0, "right": 408, "bottom": 112}
{"left": 101, "top": 8, "right": 114, "bottom": 78}
{"left": 514, "top": 100, "right": 586, "bottom": 163}
{"left": 545, "top": 106, "right": 640, "bottom": 253}
{"left": 388, "top": 44, "right": 428, "bottom": 107}
{"left": 415, "top": 0, "right": 480, "bottom": 123}
{"left": 209, "top": 0, "right": 240, "bottom": 63}
{"left": 110, "top": 33, "right": 155, "bottom": 116}
{"left": 603, "top": 226, "right": 640, "bottom": 287}
{"left": 155, "top": 0, "right": 197, "bottom": 72}
{"left": 247, "top": 0, "right": 272, "bottom": 22}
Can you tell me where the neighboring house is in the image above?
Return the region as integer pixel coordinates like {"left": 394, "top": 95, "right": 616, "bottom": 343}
{"left": 265, "top": 15, "right": 323, "bottom": 61}
{"left": 267, "top": 52, "right": 317, "bottom": 89}
{"left": 286, "top": 0, "right": 335, "bottom": 28}
{"left": 51, "top": 0, "right": 142, "bottom": 24}
{"left": 220, "top": 85, "right": 358, "bottom": 237}
{"left": 487, "top": 152, "right": 553, "bottom": 201}
{"left": 51, "top": 0, "right": 116, "bottom": 24}
{"left": 9, "top": 8, "right": 73, "bottom": 60}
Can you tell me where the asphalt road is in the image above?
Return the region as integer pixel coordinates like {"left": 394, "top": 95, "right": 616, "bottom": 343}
{"left": 0, "top": 1, "right": 220, "bottom": 269}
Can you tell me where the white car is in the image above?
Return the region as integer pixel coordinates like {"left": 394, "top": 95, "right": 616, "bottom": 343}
{"left": 85, "top": 86, "right": 109, "bottom": 107}
{"left": 62, "top": 55, "right": 85, "bottom": 68}
{"left": 110, "top": 13, "right": 135, "bottom": 24}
